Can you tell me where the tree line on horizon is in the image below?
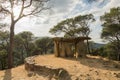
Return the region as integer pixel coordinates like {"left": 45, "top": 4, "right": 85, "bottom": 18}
{"left": 0, "top": 31, "right": 54, "bottom": 70}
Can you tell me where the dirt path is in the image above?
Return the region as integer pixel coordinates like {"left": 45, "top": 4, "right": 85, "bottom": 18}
{"left": 0, "top": 54, "right": 120, "bottom": 80}
{"left": 35, "top": 55, "right": 120, "bottom": 80}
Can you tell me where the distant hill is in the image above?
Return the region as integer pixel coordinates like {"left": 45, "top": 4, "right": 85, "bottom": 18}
{"left": 32, "top": 36, "right": 52, "bottom": 42}
{"left": 90, "top": 43, "right": 105, "bottom": 49}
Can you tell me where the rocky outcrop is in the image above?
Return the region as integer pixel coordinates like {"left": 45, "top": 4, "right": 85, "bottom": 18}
{"left": 25, "top": 57, "right": 35, "bottom": 71}
{"left": 24, "top": 57, "right": 71, "bottom": 80}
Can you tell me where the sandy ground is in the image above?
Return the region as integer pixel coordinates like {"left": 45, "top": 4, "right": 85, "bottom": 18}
{"left": 0, "top": 54, "right": 120, "bottom": 80}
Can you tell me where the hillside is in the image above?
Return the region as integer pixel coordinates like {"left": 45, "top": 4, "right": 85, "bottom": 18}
{"left": 0, "top": 54, "right": 120, "bottom": 80}
{"left": 90, "top": 43, "right": 105, "bottom": 49}
{"left": 93, "top": 43, "right": 105, "bottom": 48}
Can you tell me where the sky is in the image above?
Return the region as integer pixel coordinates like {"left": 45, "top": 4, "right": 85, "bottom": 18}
{"left": 13, "top": 0, "right": 120, "bottom": 43}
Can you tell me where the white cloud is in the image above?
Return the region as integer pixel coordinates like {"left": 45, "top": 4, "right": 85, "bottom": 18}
{"left": 48, "top": 0, "right": 79, "bottom": 13}
{"left": 14, "top": 0, "right": 120, "bottom": 43}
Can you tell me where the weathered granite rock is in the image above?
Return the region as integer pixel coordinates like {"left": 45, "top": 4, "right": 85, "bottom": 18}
{"left": 25, "top": 57, "right": 35, "bottom": 71}
{"left": 24, "top": 57, "right": 71, "bottom": 80}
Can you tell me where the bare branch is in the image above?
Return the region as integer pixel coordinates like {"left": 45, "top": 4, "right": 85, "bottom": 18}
{"left": 15, "top": 0, "right": 50, "bottom": 22}
{"left": 19, "top": 7, "right": 49, "bottom": 20}
{"left": 15, "top": 0, "right": 25, "bottom": 22}
{"left": 24, "top": 0, "right": 32, "bottom": 8}
{"left": 9, "top": 0, "right": 13, "bottom": 9}
{"left": 9, "top": 0, "right": 15, "bottom": 21}
{"left": 0, "top": 6, "right": 11, "bottom": 14}
{"left": 32, "top": 7, "right": 50, "bottom": 15}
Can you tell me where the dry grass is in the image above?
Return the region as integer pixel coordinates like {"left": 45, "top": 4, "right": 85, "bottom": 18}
{"left": 0, "top": 54, "right": 120, "bottom": 80}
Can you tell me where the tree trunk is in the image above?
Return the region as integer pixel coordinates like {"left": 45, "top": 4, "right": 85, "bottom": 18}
{"left": 115, "top": 36, "right": 120, "bottom": 61}
{"left": 74, "top": 42, "right": 78, "bottom": 58}
{"left": 23, "top": 44, "right": 28, "bottom": 57}
{"left": 0, "top": 60, "right": 4, "bottom": 70}
{"left": 1, "top": 60, "right": 4, "bottom": 70}
{"left": 54, "top": 41, "right": 60, "bottom": 57}
{"left": 45, "top": 48, "right": 47, "bottom": 54}
{"left": 21, "top": 49, "right": 24, "bottom": 63}
{"left": 26, "top": 42, "right": 29, "bottom": 57}
{"left": 26, "top": 49, "right": 29, "bottom": 57}
{"left": 8, "top": 22, "right": 15, "bottom": 69}
{"left": 86, "top": 39, "right": 91, "bottom": 54}
{"left": 117, "top": 49, "right": 120, "bottom": 61}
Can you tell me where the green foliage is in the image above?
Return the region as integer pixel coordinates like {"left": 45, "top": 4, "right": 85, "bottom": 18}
{"left": 0, "top": 49, "right": 7, "bottom": 70}
{"left": 0, "top": 30, "right": 54, "bottom": 69}
{"left": 96, "top": 47, "right": 107, "bottom": 57}
{"left": 13, "top": 31, "right": 35, "bottom": 66}
{"left": 0, "top": 49, "right": 7, "bottom": 56}
{"left": 49, "top": 18, "right": 76, "bottom": 37}
{"left": 0, "top": 31, "right": 9, "bottom": 69}
{"left": 104, "top": 42, "right": 119, "bottom": 60}
{"left": 18, "top": 31, "right": 33, "bottom": 41}
{"left": 16, "top": 31, "right": 34, "bottom": 56}
{"left": 90, "top": 45, "right": 107, "bottom": 57}
{"left": 0, "top": 0, "right": 50, "bottom": 68}
{"left": 90, "top": 42, "right": 120, "bottom": 60}
{"left": 49, "top": 14, "right": 95, "bottom": 38}
{"left": 0, "top": 31, "right": 9, "bottom": 51}
{"left": 101, "top": 7, "right": 120, "bottom": 39}
{"left": 100, "top": 7, "right": 120, "bottom": 61}
{"left": 35, "top": 37, "right": 54, "bottom": 54}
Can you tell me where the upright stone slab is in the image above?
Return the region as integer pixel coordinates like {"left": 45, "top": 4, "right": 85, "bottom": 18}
{"left": 60, "top": 42, "right": 66, "bottom": 57}
{"left": 54, "top": 41, "right": 59, "bottom": 57}
{"left": 76, "top": 41, "right": 87, "bottom": 57}
{"left": 65, "top": 43, "right": 73, "bottom": 57}
{"left": 53, "top": 37, "right": 91, "bottom": 58}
